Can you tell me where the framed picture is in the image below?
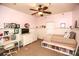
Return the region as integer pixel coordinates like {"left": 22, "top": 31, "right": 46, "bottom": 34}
{"left": 16, "top": 24, "right": 20, "bottom": 28}
{"left": 60, "top": 23, "right": 66, "bottom": 28}
{"left": 42, "top": 25, "right": 46, "bottom": 28}
{"left": 4, "top": 31, "right": 9, "bottom": 36}
{"left": 4, "top": 23, "right": 9, "bottom": 28}
{"left": 14, "top": 28, "right": 19, "bottom": 34}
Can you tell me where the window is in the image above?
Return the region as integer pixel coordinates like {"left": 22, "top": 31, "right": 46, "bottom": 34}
{"left": 60, "top": 23, "right": 66, "bottom": 28}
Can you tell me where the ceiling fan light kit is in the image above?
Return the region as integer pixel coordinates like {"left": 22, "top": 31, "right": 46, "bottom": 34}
{"left": 30, "top": 4, "right": 52, "bottom": 16}
{"left": 38, "top": 12, "right": 43, "bottom": 15}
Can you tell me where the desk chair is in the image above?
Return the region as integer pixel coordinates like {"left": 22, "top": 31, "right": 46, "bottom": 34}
{"left": 3, "top": 43, "right": 17, "bottom": 56}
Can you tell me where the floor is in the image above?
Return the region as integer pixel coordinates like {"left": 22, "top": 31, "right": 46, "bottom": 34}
{"left": 15, "top": 39, "right": 64, "bottom": 56}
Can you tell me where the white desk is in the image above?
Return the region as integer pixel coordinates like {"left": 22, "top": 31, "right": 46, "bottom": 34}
{"left": 1, "top": 34, "right": 22, "bottom": 51}
{"left": 2, "top": 39, "right": 21, "bottom": 50}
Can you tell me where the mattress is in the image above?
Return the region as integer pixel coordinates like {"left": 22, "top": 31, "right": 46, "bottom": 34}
{"left": 44, "top": 35, "right": 77, "bottom": 49}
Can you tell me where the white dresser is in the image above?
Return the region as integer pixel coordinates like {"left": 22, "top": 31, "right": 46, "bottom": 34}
{"left": 22, "top": 29, "right": 37, "bottom": 46}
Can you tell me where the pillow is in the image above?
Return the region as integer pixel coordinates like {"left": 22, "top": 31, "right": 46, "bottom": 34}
{"left": 69, "top": 31, "right": 76, "bottom": 39}
{"left": 64, "top": 32, "right": 70, "bottom": 39}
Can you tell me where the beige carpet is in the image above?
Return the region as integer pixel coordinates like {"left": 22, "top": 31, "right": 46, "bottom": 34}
{"left": 15, "top": 39, "right": 64, "bottom": 56}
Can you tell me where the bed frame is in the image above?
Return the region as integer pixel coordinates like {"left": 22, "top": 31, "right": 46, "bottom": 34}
{"left": 41, "top": 35, "right": 77, "bottom": 56}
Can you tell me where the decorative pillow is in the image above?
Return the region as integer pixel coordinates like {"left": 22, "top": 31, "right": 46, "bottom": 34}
{"left": 69, "top": 31, "right": 76, "bottom": 39}
{"left": 64, "top": 32, "right": 70, "bottom": 39}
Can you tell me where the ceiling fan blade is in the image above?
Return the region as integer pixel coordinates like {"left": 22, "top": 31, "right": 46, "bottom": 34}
{"left": 31, "top": 12, "right": 38, "bottom": 15}
{"left": 30, "top": 9, "right": 37, "bottom": 11}
{"left": 43, "top": 6, "right": 48, "bottom": 10}
{"left": 43, "top": 11, "right": 52, "bottom": 14}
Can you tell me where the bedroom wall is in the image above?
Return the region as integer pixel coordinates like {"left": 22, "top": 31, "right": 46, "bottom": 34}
{"left": 36, "top": 12, "right": 73, "bottom": 35}
{"left": 72, "top": 5, "right": 79, "bottom": 28}
{"left": 0, "top": 5, "right": 37, "bottom": 44}
{"left": 72, "top": 5, "right": 79, "bottom": 45}
{"left": 0, "top": 5, "right": 74, "bottom": 40}
{"left": 0, "top": 5, "right": 36, "bottom": 29}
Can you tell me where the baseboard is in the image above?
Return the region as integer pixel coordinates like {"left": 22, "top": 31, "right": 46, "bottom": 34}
{"left": 23, "top": 39, "right": 38, "bottom": 47}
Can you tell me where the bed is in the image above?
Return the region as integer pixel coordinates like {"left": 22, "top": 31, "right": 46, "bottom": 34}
{"left": 44, "top": 35, "right": 76, "bottom": 48}
{"left": 41, "top": 34, "right": 77, "bottom": 55}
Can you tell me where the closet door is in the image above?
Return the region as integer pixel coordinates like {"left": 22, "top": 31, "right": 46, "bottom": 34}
{"left": 46, "top": 22, "right": 55, "bottom": 34}
{"left": 37, "top": 28, "right": 46, "bottom": 39}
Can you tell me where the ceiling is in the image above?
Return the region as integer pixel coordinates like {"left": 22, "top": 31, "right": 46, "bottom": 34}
{"left": 0, "top": 3, "right": 78, "bottom": 16}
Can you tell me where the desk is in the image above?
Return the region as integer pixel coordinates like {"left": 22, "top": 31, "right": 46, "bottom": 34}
{"left": 3, "top": 39, "right": 22, "bottom": 50}
{"left": 1, "top": 34, "right": 22, "bottom": 51}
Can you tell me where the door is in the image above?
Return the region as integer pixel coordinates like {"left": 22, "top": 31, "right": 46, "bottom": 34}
{"left": 46, "top": 22, "right": 55, "bottom": 34}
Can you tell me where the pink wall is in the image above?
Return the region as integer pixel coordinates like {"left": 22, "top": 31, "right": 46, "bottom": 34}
{"left": 72, "top": 5, "right": 79, "bottom": 45}
{"left": 0, "top": 5, "right": 73, "bottom": 30}
{"left": 0, "top": 5, "right": 36, "bottom": 28}
{"left": 0, "top": 5, "right": 73, "bottom": 35}
{"left": 72, "top": 5, "right": 79, "bottom": 28}
{"left": 36, "top": 12, "right": 72, "bottom": 28}
{"left": 36, "top": 12, "right": 73, "bottom": 35}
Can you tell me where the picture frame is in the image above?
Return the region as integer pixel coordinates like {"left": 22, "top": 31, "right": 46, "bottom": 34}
{"left": 14, "top": 28, "right": 19, "bottom": 34}
{"left": 4, "top": 31, "right": 9, "bottom": 36}
{"left": 16, "top": 24, "right": 20, "bottom": 28}
{"left": 4, "top": 23, "right": 20, "bottom": 28}
{"left": 4, "top": 23, "right": 9, "bottom": 28}
{"left": 42, "top": 25, "right": 46, "bottom": 28}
